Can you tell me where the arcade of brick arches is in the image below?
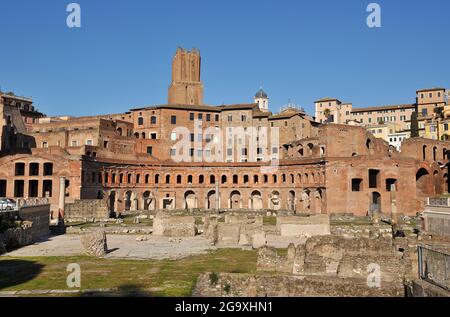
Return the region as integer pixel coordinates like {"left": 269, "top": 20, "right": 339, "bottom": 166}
{"left": 0, "top": 48, "right": 449, "bottom": 219}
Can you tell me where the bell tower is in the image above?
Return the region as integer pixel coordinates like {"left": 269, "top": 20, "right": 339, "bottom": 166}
{"left": 168, "top": 47, "right": 204, "bottom": 105}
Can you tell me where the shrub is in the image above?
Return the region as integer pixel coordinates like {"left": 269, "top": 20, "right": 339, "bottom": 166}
{"left": 209, "top": 272, "right": 219, "bottom": 286}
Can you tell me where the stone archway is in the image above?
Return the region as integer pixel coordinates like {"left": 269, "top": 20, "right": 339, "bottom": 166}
{"left": 300, "top": 189, "right": 311, "bottom": 212}
{"left": 433, "top": 170, "right": 442, "bottom": 195}
{"left": 370, "top": 192, "right": 381, "bottom": 215}
{"left": 230, "top": 191, "right": 241, "bottom": 210}
{"left": 184, "top": 190, "right": 197, "bottom": 209}
{"left": 416, "top": 168, "right": 432, "bottom": 196}
{"left": 207, "top": 190, "right": 217, "bottom": 210}
{"left": 270, "top": 191, "right": 281, "bottom": 210}
{"left": 250, "top": 191, "right": 263, "bottom": 210}
{"left": 288, "top": 190, "right": 296, "bottom": 212}
{"left": 313, "top": 189, "right": 322, "bottom": 214}
{"left": 108, "top": 191, "right": 116, "bottom": 213}
{"left": 124, "top": 191, "right": 133, "bottom": 211}
{"left": 143, "top": 191, "right": 155, "bottom": 211}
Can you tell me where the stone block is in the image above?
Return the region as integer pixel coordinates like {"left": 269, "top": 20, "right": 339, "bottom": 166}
{"left": 81, "top": 230, "right": 108, "bottom": 257}
{"left": 153, "top": 212, "right": 196, "bottom": 237}
{"left": 252, "top": 231, "right": 267, "bottom": 249}
{"left": 217, "top": 223, "right": 240, "bottom": 245}
{"left": 278, "top": 215, "right": 330, "bottom": 237}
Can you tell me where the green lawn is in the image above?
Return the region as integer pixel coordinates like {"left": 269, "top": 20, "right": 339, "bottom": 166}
{"left": 0, "top": 249, "right": 257, "bottom": 297}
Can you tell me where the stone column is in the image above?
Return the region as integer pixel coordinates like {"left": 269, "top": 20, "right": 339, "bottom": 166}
{"left": 390, "top": 184, "right": 398, "bottom": 226}
{"left": 59, "top": 177, "right": 66, "bottom": 219}
{"left": 215, "top": 181, "right": 220, "bottom": 211}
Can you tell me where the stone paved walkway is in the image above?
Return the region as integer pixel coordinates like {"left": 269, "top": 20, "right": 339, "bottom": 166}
{"left": 2, "top": 235, "right": 217, "bottom": 260}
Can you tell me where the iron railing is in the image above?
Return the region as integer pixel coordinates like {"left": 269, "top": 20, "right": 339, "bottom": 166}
{"left": 418, "top": 246, "right": 450, "bottom": 291}
{"left": 426, "top": 197, "right": 450, "bottom": 207}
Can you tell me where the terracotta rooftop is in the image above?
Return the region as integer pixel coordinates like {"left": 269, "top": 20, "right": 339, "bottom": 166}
{"left": 315, "top": 97, "right": 341, "bottom": 103}
{"left": 416, "top": 88, "right": 446, "bottom": 93}
{"left": 351, "top": 104, "right": 416, "bottom": 113}
{"left": 131, "top": 104, "right": 221, "bottom": 112}
{"left": 219, "top": 103, "right": 258, "bottom": 111}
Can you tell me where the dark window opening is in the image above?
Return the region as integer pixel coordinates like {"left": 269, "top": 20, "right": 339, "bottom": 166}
{"left": 43, "top": 180, "right": 53, "bottom": 198}
{"left": 28, "top": 180, "right": 39, "bottom": 197}
{"left": 15, "top": 163, "right": 25, "bottom": 176}
{"left": 352, "top": 178, "right": 362, "bottom": 192}
{"left": 29, "top": 163, "right": 39, "bottom": 176}
{"left": 14, "top": 180, "right": 24, "bottom": 197}
{"left": 386, "top": 179, "right": 397, "bottom": 191}
{"left": 369, "top": 169, "right": 380, "bottom": 189}
{"left": 0, "top": 180, "right": 7, "bottom": 197}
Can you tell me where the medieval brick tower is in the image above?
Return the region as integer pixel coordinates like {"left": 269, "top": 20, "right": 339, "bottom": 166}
{"left": 168, "top": 47, "right": 204, "bottom": 105}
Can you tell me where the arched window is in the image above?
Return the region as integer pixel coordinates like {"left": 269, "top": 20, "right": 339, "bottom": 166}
{"left": 145, "top": 174, "right": 150, "bottom": 184}
{"left": 273, "top": 175, "right": 278, "bottom": 183}
{"left": 253, "top": 175, "right": 259, "bottom": 184}
{"left": 221, "top": 175, "right": 227, "bottom": 184}
{"left": 155, "top": 174, "right": 160, "bottom": 184}
{"left": 210, "top": 175, "right": 216, "bottom": 184}
{"left": 188, "top": 175, "right": 193, "bottom": 184}
{"left": 233, "top": 175, "right": 238, "bottom": 184}
{"left": 199, "top": 175, "right": 205, "bottom": 184}
{"left": 166, "top": 175, "right": 171, "bottom": 184}
{"left": 243, "top": 175, "right": 249, "bottom": 184}
{"left": 177, "top": 175, "right": 182, "bottom": 184}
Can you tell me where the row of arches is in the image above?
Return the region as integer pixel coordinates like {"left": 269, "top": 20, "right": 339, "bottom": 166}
{"left": 416, "top": 167, "right": 449, "bottom": 196}
{"left": 101, "top": 170, "right": 326, "bottom": 186}
{"left": 107, "top": 188, "right": 325, "bottom": 214}
{"left": 422, "top": 145, "right": 448, "bottom": 162}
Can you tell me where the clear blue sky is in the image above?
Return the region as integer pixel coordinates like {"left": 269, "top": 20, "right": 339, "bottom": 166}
{"left": 0, "top": 0, "right": 449, "bottom": 117}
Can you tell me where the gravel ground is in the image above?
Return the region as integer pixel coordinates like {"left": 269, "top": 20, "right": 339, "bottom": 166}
{"left": 2, "top": 234, "right": 217, "bottom": 260}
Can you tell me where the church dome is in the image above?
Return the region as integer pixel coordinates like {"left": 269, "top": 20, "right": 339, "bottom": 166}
{"left": 255, "top": 88, "right": 268, "bottom": 99}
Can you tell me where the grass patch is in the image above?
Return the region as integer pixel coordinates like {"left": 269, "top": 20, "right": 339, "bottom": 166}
{"left": 263, "top": 217, "right": 277, "bottom": 226}
{"left": 0, "top": 249, "right": 257, "bottom": 297}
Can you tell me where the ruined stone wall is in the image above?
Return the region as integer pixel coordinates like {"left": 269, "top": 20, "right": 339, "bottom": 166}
{"left": 18, "top": 204, "right": 50, "bottom": 240}
{"left": 277, "top": 215, "right": 330, "bottom": 237}
{"left": 193, "top": 273, "right": 404, "bottom": 297}
{"left": 256, "top": 235, "right": 414, "bottom": 283}
{"left": 65, "top": 199, "right": 109, "bottom": 221}
{"left": 152, "top": 212, "right": 196, "bottom": 237}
